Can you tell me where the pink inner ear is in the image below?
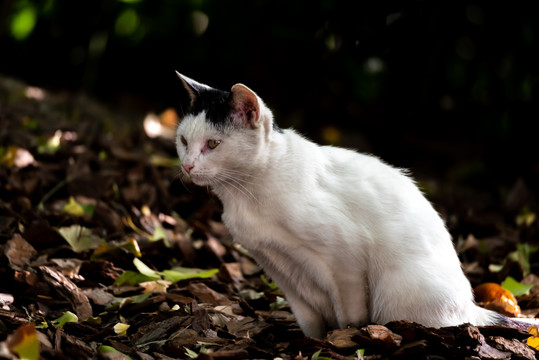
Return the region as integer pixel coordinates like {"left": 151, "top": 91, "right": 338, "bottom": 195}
{"left": 231, "top": 84, "right": 260, "bottom": 128}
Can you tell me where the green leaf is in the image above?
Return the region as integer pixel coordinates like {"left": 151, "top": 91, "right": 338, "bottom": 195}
{"left": 52, "top": 311, "right": 78, "bottom": 328}
{"left": 62, "top": 197, "right": 95, "bottom": 217}
{"left": 261, "top": 274, "right": 280, "bottom": 291}
{"left": 133, "top": 258, "right": 161, "bottom": 279}
{"left": 10, "top": 4, "right": 37, "bottom": 40}
{"left": 151, "top": 224, "right": 168, "bottom": 244}
{"left": 356, "top": 349, "right": 365, "bottom": 356}
{"left": 184, "top": 347, "right": 199, "bottom": 359}
{"left": 161, "top": 267, "right": 219, "bottom": 283}
{"left": 81, "top": 203, "right": 96, "bottom": 217}
{"left": 98, "top": 345, "right": 133, "bottom": 360}
{"left": 114, "top": 270, "right": 157, "bottom": 286}
{"left": 501, "top": 276, "right": 534, "bottom": 297}
{"left": 57, "top": 225, "right": 102, "bottom": 253}
{"left": 270, "top": 296, "right": 288, "bottom": 310}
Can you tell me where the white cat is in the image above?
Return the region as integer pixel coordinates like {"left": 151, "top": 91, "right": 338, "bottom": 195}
{"left": 174, "top": 72, "right": 506, "bottom": 338}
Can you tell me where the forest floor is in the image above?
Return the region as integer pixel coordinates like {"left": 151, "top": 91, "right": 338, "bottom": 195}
{"left": 1, "top": 76, "right": 539, "bottom": 359}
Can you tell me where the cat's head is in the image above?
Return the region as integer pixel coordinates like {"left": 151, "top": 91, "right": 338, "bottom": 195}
{"left": 175, "top": 72, "right": 275, "bottom": 186}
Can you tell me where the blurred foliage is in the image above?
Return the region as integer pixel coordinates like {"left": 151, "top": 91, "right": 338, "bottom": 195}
{"left": 0, "top": 0, "right": 538, "bottom": 193}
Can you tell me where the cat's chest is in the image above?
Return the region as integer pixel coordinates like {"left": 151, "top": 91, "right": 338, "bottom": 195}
{"left": 220, "top": 199, "right": 286, "bottom": 247}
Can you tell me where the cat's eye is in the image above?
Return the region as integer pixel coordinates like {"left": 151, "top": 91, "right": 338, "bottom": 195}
{"left": 207, "top": 139, "right": 221, "bottom": 150}
{"left": 180, "top": 136, "right": 188, "bottom": 146}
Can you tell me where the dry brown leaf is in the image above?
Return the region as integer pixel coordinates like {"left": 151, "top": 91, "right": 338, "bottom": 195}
{"left": 188, "top": 282, "right": 234, "bottom": 306}
{"left": 5, "top": 234, "right": 37, "bottom": 268}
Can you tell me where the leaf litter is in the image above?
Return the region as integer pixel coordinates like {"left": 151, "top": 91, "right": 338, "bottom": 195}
{"left": 1, "top": 76, "right": 539, "bottom": 359}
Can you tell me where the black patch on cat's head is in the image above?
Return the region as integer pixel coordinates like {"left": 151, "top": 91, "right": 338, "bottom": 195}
{"left": 190, "top": 87, "right": 232, "bottom": 129}
{"left": 177, "top": 72, "right": 232, "bottom": 130}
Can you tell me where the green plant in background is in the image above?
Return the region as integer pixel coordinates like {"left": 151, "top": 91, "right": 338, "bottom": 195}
{"left": 10, "top": 0, "right": 37, "bottom": 40}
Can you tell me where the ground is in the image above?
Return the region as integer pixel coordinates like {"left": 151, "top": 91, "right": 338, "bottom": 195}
{"left": 1, "top": 76, "right": 539, "bottom": 359}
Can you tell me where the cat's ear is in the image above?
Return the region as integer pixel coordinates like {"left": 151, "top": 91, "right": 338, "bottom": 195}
{"left": 229, "top": 84, "right": 260, "bottom": 128}
{"left": 176, "top": 71, "right": 211, "bottom": 107}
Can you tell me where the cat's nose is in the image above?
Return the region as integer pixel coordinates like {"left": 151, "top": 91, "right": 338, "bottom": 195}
{"left": 182, "top": 163, "right": 194, "bottom": 174}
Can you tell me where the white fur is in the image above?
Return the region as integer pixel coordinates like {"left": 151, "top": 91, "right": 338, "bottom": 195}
{"left": 176, "top": 88, "right": 500, "bottom": 338}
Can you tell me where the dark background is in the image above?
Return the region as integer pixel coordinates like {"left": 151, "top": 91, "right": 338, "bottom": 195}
{"left": 1, "top": 0, "right": 538, "bottom": 208}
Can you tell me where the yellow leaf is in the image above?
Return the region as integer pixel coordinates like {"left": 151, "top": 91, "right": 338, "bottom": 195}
{"left": 527, "top": 325, "right": 539, "bottom": 350}
{"left": 63, "top": 197, "right": 85, "bottom": 217}
{"left": 7, "top": 324, "right": 40, "bottom": 360}
{"left": 113, "top": 322, "right": 130, "bottom": 335}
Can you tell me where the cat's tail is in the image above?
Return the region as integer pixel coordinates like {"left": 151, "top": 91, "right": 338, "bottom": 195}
{"left": 475, "top": 305, "right": 539, "bottom": 332}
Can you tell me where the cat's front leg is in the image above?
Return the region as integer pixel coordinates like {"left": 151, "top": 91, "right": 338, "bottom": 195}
{"left": 284, "top": 291, "right": 326, "bottom": 338}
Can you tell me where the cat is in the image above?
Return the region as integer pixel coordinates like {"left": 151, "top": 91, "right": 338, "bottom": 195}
{"left": 174, "top": 71, "right": 511, "bottom": 338}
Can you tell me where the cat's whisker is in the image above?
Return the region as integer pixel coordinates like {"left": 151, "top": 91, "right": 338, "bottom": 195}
{"left": 220, "top": 168, "right": 260, "bottom": 178}
{"left": 217, "top": 171, "right": 254, "bottom": 188}
{"left": 174, "top": 168, "right": 192, "bottom": 193}
{"left": 218, "top": 172, "right": 258, "bottom": 186}
{"left": 215, "top": 173, "right": 260, "bottom": 204}
{"left": 217, "top": 177, "right": 258, "bottom": 203}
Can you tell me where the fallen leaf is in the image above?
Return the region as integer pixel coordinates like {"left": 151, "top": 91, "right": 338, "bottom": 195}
{"left": 92, "top": 237, "right": 142, "bottom": 259}
{"left": 139, "top": 280, "right": 171, "bottom": 294}
{"left": 5, "top": 234, "right": 37, "bottom": 268}
{"left": 526, "top": 325, "right": 539, "bottom": 350}
{"left": 114, "top": 270, "right": 158, "bottom": 286}
{"left": 83, "top": 288, "right": 116, "bottom": 306}
{"left": 114, "top": 323, "right": 130, "bottom": 335}
{"left": 327, "top": 328, "right": 362, "bottom": 349}
{"left": 52, "top": 311, "right": 78, "bottom": 328}
{"left": 188, "top": 283, "right": 234, "bottom": 306}
{"left": 7, "top": 324, "right": 39, "bottom": 360}
{"left": 57, "top": 225, "right": 102, "bottom": 253}
{"left": 62, "top": 196, "right": 85, "bottom": 217}
{"left": 502, "top": 276, "right": 534, "bottom": 297}
{"left": 132, "top": 258, "right": 161, "bottom": 280}
{"left": 98, "top": 345, "right": 133, "bottom": 360}
{"left": 161, "top": 267, "right": 219, "bottom": 284}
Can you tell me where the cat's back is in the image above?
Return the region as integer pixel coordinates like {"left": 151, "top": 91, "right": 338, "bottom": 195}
{"left": 280, "top": 130, "right": 413, "bottom": 199}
